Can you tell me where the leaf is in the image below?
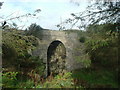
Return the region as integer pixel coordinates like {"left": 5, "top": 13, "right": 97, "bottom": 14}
{"left": 71, "top": 13, "right": 76, "bottom": 17}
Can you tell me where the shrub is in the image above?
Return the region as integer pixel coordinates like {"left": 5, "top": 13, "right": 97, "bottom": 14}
{"left": 2, "top": 72, "right": 18, "bottom": 88}
{"left": 40, "top": 72, "right": 82, "bottom": 88}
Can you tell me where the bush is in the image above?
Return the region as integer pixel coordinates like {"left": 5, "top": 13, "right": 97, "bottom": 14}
{"left": 40, "top": 72, "right": 83, "bottom": 88}
{"left": 2, "top": 72, "right": 18, "bottom": 88}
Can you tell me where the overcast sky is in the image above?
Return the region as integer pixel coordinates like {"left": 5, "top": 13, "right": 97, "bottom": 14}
{"left": 0, "top": 0, "right": 88, "bottom": 30}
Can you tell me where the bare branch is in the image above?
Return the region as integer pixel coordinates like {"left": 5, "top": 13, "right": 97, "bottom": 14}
{"left": 56, "top": 1, "right": 120, "bottom": 30}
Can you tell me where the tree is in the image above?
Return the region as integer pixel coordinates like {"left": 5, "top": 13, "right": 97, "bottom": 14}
{"left": 57, "top": 1, "right": 120, "bottom": 30}
{"left": 0, "top": 2, "right": 3, "bottom": 9}
{"left": 25, "top": 23, "right": 44, "bottom": 39}
{"left": 27, "top": 23, "right": 43, "bottom": 31}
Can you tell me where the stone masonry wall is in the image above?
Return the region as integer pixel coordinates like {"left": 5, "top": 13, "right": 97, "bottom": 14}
{"left": 32, "top": 30, "right": 88, "bottom": 76}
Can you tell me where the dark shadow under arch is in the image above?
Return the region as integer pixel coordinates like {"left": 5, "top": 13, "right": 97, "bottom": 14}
{"left": 47, "top": 40, "right": 66, "bottom": 76}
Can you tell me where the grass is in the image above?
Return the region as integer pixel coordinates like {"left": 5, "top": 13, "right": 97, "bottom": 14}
{"left": 71, "top": 68, "right": 118, "bottom": 88}
{"left": 39, "top": 72, "right": 80, "bottom": 88}
{"left": 2, "top": 67, "right": 118, "bottom": 88}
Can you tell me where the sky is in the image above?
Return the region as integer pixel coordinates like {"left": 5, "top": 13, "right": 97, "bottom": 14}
{"left": 0, "top": 0, "right": 88, "bottom": 30}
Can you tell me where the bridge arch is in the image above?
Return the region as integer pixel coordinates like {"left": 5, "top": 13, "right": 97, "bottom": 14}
{"left": 47, "top": 40, "right": 66, "bottom": 76}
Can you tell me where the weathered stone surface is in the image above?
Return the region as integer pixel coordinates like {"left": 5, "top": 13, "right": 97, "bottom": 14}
{"left": 31, "top": 30, "right": 89, "bottom": 76}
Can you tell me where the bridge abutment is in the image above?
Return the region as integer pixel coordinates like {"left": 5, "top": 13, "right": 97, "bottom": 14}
{"left": 32, "top": 30, "right": 90, "bottom": 76}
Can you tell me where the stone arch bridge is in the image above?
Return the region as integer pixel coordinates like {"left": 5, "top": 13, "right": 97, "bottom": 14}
{"left": 32, "top": 30, "right": 87, "bottom": 76}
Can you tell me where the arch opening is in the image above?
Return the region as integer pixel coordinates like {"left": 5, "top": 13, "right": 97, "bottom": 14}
{"left": 47, "top": 40, "right": 66, "bottom": 76}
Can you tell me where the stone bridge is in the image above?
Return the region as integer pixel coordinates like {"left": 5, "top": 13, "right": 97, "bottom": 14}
{"left": 31, "top": 30, "right": 87, "bottom": 76}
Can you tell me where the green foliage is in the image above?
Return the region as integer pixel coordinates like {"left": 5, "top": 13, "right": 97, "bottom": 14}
{"left": 15, "top": 79, "right": 35, "bottom": 88}
{"left": 2, "top": 72, "right": 18, "bottom": 88}
{"left": 85, "top": 24, "right": 118, "bottom": 69}
{"left": 3, "top": 72, "right": 18, "bottom": 80}
{"left": 85, "top": 39, "right": 110, "bottom": 52}
{"left": 72, "top": 68, "right": 118, "bottom": 88}
{"left": 2, "top": 29, "right": 46, "bottom": 88}
{"left": 57, "top": 1, "right": 120, "bottom": 30}
{"left": 72, "top": 23, "right": 118, "bottom": 88}
{"left": 25, "top": 23, "right": 44, "bottom": 39}
{"left": 41, "top": 72, "right": 80, "bottom": 88}
{"left": 2, "top": 30, "right": 40, "bottom": 70}
{"left": 2, "top": 23, "right": 118, "bottom": 88}
{"left": 27, "top": 23, "right": 43, "bottom": 31}
{"left": 86, "top": 23, "right": 117, "bottom": 34}
{"left": 2, "top": 71, "right": 35, "bottom": 88}
{"left": 75, "top": 55, "right": 91, "bottom": 68}
{"left": 86, "top": 36, "right": 118, "bottom": 66}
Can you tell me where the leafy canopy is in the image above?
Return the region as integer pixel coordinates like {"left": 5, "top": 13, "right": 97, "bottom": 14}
{"left": 57, "top": 1, "right": 120, "bottom": 30}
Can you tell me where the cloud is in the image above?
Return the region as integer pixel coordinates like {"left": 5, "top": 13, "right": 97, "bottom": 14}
{"left": 2, "top": 0, "right": 69, "bottom": 3}
{"left": 0, "top": 0, "right": 88, "bottom": 30}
